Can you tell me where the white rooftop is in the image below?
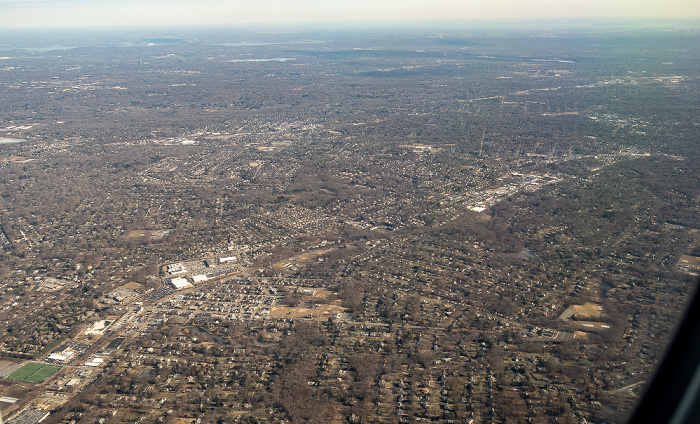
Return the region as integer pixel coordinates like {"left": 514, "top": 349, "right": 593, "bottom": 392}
{"left": 170, "top": 277, "right": 192, "bottom": 290}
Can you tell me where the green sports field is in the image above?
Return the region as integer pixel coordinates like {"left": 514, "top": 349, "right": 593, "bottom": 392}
{"left": 6, "top": 362, "right": 60, "bottom": 383}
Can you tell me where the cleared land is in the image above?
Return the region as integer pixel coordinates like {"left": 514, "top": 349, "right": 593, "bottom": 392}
{"left": 6, "top": 363, "right": 60, "bottom": 384}
{"left": 269, "top": 304, "right": 347, "bottom": 319}
{"left": 126, "top": 229, "right": 170, "bottom": 240}
{"left": 120, "top": 282, "right": 144, "bottom": 290}
{"left": 127, "top": 230, "right": 150, "bottom": 238}
{"left": 559, "top": 302, "right": 603, "bottom": 321}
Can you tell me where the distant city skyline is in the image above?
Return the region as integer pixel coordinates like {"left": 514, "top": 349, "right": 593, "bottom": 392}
{"left": 1, "top": 0, "right": 699, "bottom": 29}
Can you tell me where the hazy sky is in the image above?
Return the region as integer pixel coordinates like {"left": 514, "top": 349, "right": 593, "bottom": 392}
{"left": 1, "top": 0, "right": 699, "bottom": 28}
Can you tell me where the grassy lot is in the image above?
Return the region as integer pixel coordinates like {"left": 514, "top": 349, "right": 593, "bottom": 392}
{"left": 7, "top": 362, "right": 61, "bottom": 383}
{"left": 126, "top": 230, "right": 150, "bottom": 238}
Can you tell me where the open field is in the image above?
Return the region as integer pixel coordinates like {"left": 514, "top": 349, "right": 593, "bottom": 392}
{"left": 572, "top": 303, "right": 604, "bottom": 319}
{"left": 120, "top": 282, "right": 144, "bottom": 290}
{"left": 295, "top": 287, "right": 334, "bottom": 299}
{"left": 7, "top": 363, "right": 60, "bottom": 384}
{"left": 559, "top": 302, "right": 603, "bottom": 321}
{"left": 126, "top": 229, "right": 170, "bottom": 240}
{"left": 127, "top": 230, "right": 150, "bottom": 238}
{"left": 270, "top": 304, "right": 347, "bottom": 320}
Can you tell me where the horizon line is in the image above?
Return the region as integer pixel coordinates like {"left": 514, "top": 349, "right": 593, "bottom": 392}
{"left": 2, "top": 17, "right": 700, "bottom": 32}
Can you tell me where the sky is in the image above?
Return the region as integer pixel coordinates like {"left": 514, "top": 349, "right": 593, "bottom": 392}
{"left": 1, "top": 0, "right": 699, "bottom": 29}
